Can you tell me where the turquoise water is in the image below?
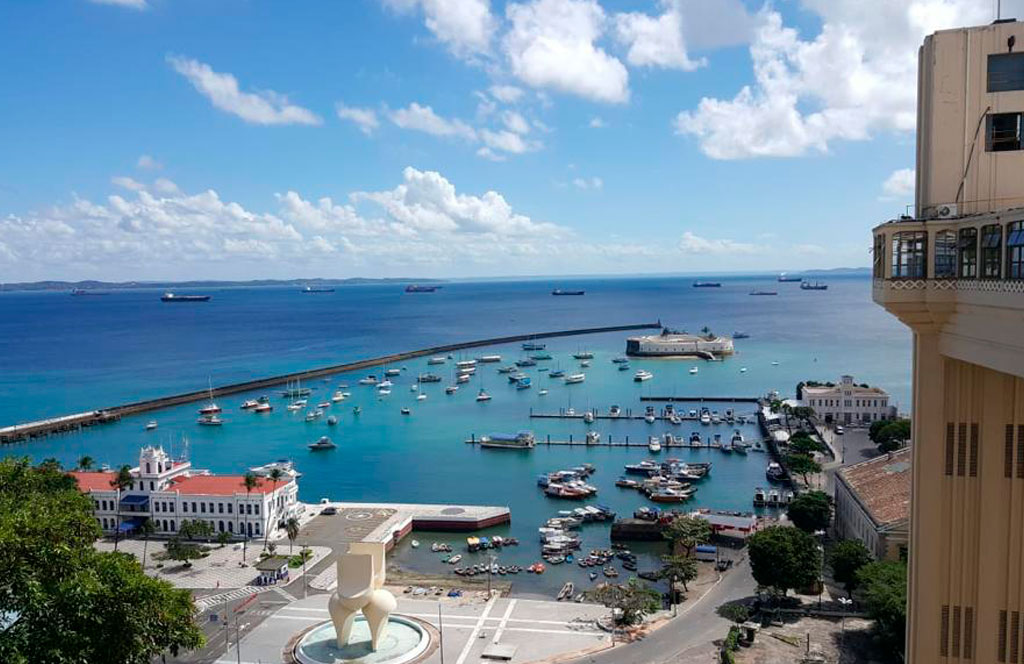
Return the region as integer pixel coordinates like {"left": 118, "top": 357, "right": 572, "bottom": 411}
{"left": 0, "top": 274, "right": 911, "bottom": 595}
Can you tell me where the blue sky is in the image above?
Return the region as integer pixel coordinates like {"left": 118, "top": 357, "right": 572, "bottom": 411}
{"left": 0, "top": 0, "right": 1015, "bottom": 281}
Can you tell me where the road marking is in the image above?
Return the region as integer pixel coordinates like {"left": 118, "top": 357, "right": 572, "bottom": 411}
{"left": 454, "top": 596, "right": 498, "bottom": 664}
{"left": 273, "top": 586, "right": 298, "bottom": 603}
{"left": 493, "top": 599, "right": 517, "bottom": 643}
{"left": 194, "top": 587, "right": 262, "bottom": 613}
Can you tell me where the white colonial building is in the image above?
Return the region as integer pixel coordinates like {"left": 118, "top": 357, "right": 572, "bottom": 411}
{"left": 801, "top": 375, "right": 897, "bottom": 425}
{"left": 71, "top": 446, "right": 300, "bottom": 539}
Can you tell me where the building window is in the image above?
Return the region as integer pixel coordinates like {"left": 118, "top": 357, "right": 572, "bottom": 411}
{"left": 227, "top": 504, "right": 232, "bottom": 514}
{"left": 958, "top": 227, "right": 978, "bottom": 278}
{"left": 1009, "top": 221, "right": 1024, "bottom": 279}
{"left": 200, "top": 503, "right": 206, "bottom": 513}
{"left": 982, "top": 224, "right": 1003, "bottom": 278}
{"left": 219, "top": 503, "right": 224, "bottom": 514}
{"left": 934, "top": 230, "right": 957, "bottom": 278}
{"left": 892, "top": 231, "right": 927, "bottom": 278}
{"left": 873, "top": 233, "right": 886, "bottom": 278}
{"left": 988, "top": 52, "right": 1024, "bottom": 92}
{"left": 255, "top": 504, "right": 260, "bottom": 515}
{"left": 987, "top": 112, "right": 1023, "bottom": 152}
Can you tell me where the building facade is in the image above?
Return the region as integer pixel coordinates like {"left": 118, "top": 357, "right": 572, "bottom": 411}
{"left": 801, "top": 375, "right": 897, "bottom": 424}
{"left": 625, "top": 331, "right": 734, "bottom": 357}
{"left": 834, "top": 449, "right": 910, "bottom": 561}
{"left": 71, "top": 446, "right": 300, "bottom": 540}
{"left": 873, "top": 19, "right": 1024, "bottom": 663}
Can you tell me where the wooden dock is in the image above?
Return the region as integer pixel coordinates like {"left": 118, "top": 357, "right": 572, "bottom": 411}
{"left": 464, "top": 433, "right": 729, "bottom": 449}
{"left": 640, "top": 396, "right": 760, "bottom": 403}
{"left": 0, "top": 321, "right": 661, "bottom": 444}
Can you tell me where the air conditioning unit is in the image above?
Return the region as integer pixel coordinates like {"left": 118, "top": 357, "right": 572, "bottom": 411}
{"left": 934, "top": 203, "right": 958, "bottom": 219}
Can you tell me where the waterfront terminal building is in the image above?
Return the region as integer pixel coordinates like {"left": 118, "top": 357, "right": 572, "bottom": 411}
{"left": 834, "top": 448, "right": 910, "bottom": 560}
{"left": 625, "top": 330, "right": 734, "bottom": 358}
{"left": 70, "top": 446, "right": 299, "bottom": 540}
{"left": 800, "top": 375, "right": 897, "bottom": 425}
{"left": 872, "top": 19, "right": 1024, "bottom": 663}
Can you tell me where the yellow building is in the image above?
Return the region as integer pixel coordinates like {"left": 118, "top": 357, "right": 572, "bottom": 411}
{"left": 873, "top": 19, "right": 1024, "bottom": 663}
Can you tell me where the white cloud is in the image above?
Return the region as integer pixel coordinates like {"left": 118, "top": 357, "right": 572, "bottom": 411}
{"left": 480, "top": 128, "right": 540, "bottom": 154}
{"left": 503, "top": 0, "right": 629, "bottom": 104}
{"left": 614, "top": 0, "right": 705, "bottom": 71}
{"left": 476, "top": 147, "right": 507, "bottom": 161}
{"left": 489, "top": 84, "right": 525, "bottom": 103}
{"left": 382, "top": 0, "right": 496, "bottom": 58}
{"left": 336, "top": 103, "right": 380, "bottom": 135}
{"left": 883, "top": 168, "right": 915, "bottom": 197}
{"left": 136, "top": 155, "right": 162, "bottom": 170}
{"left": 588, "top": 117, "right": 606, "bottom": 128}
{"left": 111, "top": 176, "right": 146, "bottom": 192}
{"left": 678, "top": 231, "right": 759, "bottom": 255}
{"left": 89, "top": 0, "right": 147, "bottom": 9}
{"left": 153, "top": 178, "right": 180, "bottom": 195}
{"left": 501, "top": 110, "right": 530, "bottom": 134}
{"left": 387, "top": 102, "right": 477, "bottom": 140}
{"left": 674, "top": 1, "right": 992, "bottom": 159}
{"left": 572, "top": 176, "right": 603, "bottom": 190}
{"left": 167, "top": 55, "right": 321, "bottom": 126}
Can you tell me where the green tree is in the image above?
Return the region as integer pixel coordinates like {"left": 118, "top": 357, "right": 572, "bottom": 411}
{"left": 659, "top": 554, "right": 698, "bottom": 593}
{"left": 662, "top": 515, "right": 712, "bottom": 556}
{"left": 786, "top": 491, "right": 832, "bottom": 533}
{"left": 784, "top": 453, "right": 822, "bottom": 486}
{"left": 747, "top": 526, "right": 821, "bottom": 596}
{"left": 285, "top": 516, "right": 301, "bottom": 554}
{"left": 179, "top": 518, "right": 215, "bottom": 542}
{"left": 217, "top": 530, "right": 231, "bottom": 547}
{"left": 76, "top": 455, "right": 95, "bottom": 471}
{"left": 109, "top": 464, "right": 133, "bottom": 551}
{"left": 856, "top": 560, "right": 907, "bottom": 655}
{"left": 241, "top": 471, "right": 261, "bottom": 562}
{"left": 829, "top": 539, "right": 873, "bottom": 595}
{"left": 588, "top": 578, "right": 662, "bottom": 625}
{"left": 788, "top": 431, "right": 819, "bottom": 455}
{"left": 872, "top": 419, "right": 911, "bottom": 453}
{"left": 165, "top": 537, "right": 203, "bottom": 567}
{"left": 0, "top": 457, "right": 203, "bottom": 663}
{"left": 138, "top": 517, "right": 157, "bottom": 570}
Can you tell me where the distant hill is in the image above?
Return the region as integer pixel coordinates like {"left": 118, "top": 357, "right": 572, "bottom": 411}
{"left": 800, "top": 267, "right": 870, "bottom": 276}
{"left": 0, "top": 278, "right": 445, "bottom": 292}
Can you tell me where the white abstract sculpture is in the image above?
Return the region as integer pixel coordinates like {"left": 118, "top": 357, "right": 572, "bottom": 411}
{"left": 328, "top": 542, "right": 397, "bottom": 651}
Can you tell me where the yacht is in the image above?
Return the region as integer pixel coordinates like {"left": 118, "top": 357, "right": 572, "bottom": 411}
{"left": 287, "top": 399, "right": 306, "bottom": 412}
{"left": 379, "top": 380, "right": 393, "bottom": 389}
{"left": 766, "top": 462, "right": 786, "bottom": 482}
{"left": 401, "top": 407, "right": 411, "bottom": 415}
{"left": 497, "top": 365, "right": 516, "bottom": 374}
{"left": 410, "top": 384, "right": 418, "bottom": 392}
{"left": 618, "top": 362, "right": 631, "bottom": 371}
{"left": 609, "top": 405, "right": 621, "bottom": 417}
{"left": 522, "top": 342, "right": 546, "bottom": 350}
{"left": 699, "top": 409, "right": 712, "bottom": 425}
{"left": 305, "top": 409, "right": 323, "bottom": 421}
{"left": 644, "top": 413, "right": 656, "bottom": 424}
{"left": 358, "top": 375, "right": 379, "bottom": 386}
{"left": 564, "top": 373, "right": 586, "bottom": 385}
{"left": 241, "top": 399, "right": 260, "bottom": 410}
{"left": 249, "top": 460, "right": 302, "bottom": 479}
{"left": 740, "top": 367, "right": 748, "bottom": 373}
{"left": 648, "top": 436, "right": 662, "bottom": 453}
{"left": 611, "top": 356, "right": 629, "bottom": 364}
{"left": 549, "top": 369, "right": 565, "bottom": 378}
{"left": 689, "top": 431, "right": 702, "bottom": 444}
{"left": 689, "top": 366, "right": 699, "bottom": 375}
{"left": 417, "top": 393, "right": 427, "bottom": 401}
{"left": 308, "top": 436, "right": 336, "bottom": 451}
{"left": 455, "top": 360, "right": 477, "bottom": 370}
{"left": 476, "top": 389, "right": 492, "bottom": 402}
{"left": 572, "top": 351, "right": 594, "bottom": 360}
{"left": 515, "top": 358, "right": 537, "bottom": 367}
{"left": 633, "top": 369, "right": 653, "bottom": 382}
{"left": 456, "top": 373, "right": 471, "bottom": 384}
{"left": 479, "top": 431, "right": 535, "bottom": 450}
{"left": 538, "top": 389, "right": 549, "bottom": 396}
{"left": 730, "top": 431, "right": 749, "bottom": 453}
{"left": 197, "top": 413, "right": 223, "bottom": 426}
{"left": 516, "top": 376, "right": 532, "bottom": 390}
{"left": 317, "top": 401, "right": 331, "bottom": 409}
{"left": 418, "top": 373, "right": 443, "bottom": 383}
{"left": 586, "top": 431, "right": 601, "bottom": 445}
{"left": 445, "top": 385, "right": 458, "bottom": 394}
{"left": 145, "top": 420, "right": 158, "bottom": 431}
{"left": 161, "top": 292, "right": 210, "bottom": 302}
{"left": 477, "top": 355, "right": 502, "bottom": 363}
{"left": 427, "top": 356, "right": 447, "bottom": 365}
{"left": 385, "top": 368, "right": 401, "bottom": 377}
{"left": 377, "top": 388, "right": 391, "bottom": 396}
{"left": 332, "top": 391, "right": 346, "bottom": 402}
{"left": 669, "top": 413, "right": 682, "bottom": 425}
{"left": 583, "top": 410, "right": 595, "bottom": 424}
{"left": 254, "top": 402, "right": 273, "bottom": 413}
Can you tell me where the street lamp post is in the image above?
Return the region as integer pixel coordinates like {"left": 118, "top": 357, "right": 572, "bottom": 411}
{"left": 837, "top": 596, "right": 854, "bottom": 663}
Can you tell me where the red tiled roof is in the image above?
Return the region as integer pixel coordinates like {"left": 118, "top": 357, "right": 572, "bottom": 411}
{"left": 167, "top": 474, "right": 284, "bottom": 496}
{"left": 837, "top": 448, "right": 911, "bottom": 527}
{"left": 69, "top": 471, "right": 117, "bottom": 492}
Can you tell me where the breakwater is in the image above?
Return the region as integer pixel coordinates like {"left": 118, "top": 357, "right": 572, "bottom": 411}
{"left": 0, "top": 321, "right": 661, "bottom": 443}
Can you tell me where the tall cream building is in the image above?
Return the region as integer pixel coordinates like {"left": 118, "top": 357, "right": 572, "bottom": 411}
{"left": 873, "top": 19, "right": 1024, "bottom": 663}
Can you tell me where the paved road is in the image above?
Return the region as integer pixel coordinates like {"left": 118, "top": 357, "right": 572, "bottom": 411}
{"left": 576, "top": 557, "right": 755, "bottom": 664}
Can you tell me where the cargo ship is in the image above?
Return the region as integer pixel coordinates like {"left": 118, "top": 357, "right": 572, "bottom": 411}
{"left": 777, "top": 274, "right": 802, "bottom": 282}
{"left": 301, "top": 285, "right": 335, "bottom": 293}
{"left": 551, "top": 289, "right": 585, "bottom": 296}
{"left": 405, "top": 285, "right": 441, "bottom": 293}
{"left": 800, "top": 281, "right": 828, "bottom": 291}
{"left": 160, "top": 292, "right": 210, "bottom": 302}
{"left": 691, "top": 282, "right": 721, "bottom": 288}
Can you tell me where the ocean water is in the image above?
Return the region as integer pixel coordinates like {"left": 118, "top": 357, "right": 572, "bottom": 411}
{"left": 0, "top": 274, "right": 911, "bottom": 595}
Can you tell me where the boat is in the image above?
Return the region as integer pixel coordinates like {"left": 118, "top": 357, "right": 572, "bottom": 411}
{"left": 552, "top": 289, "right": 585, "bottom": 296}
{"left": 538, "top": 389, "right": 548, "bottom": 395}
{"left": 476, "top": 389, "right": 492, "bottom": 402}
{"left": 301, "top": 285, "right": 335, "bottom": 293}
{"left": 580, "top": 360, "right": 591, "bottom": 367}
{"left": 564, "top": 373, "right": 586, "bottom": 384}
{"left": 308, "top": 436, "right": 336, "bottom": 450}
{"left": 417, "top": 373, "right": 442, "bottom": 383}
{"left": 427, "top": 356, "right": 447, "bottom": 365}
{"left": 353, "top": 406, "right": 362, "bottom": 415}
{"left": 241, "top": 399, "right": 260, "bottom": 410}
{"left": 522, "top": 342, "right": 546, "bottom": 351}
{"left": 254, "top": 402, "right": 273, "bottom": 413}
{"left": 692, "top": 281, "right": 722, "bottom": 287}
{"left": 160, "top": 292, "right": 210, "bottom": 302}
{"left": 530, "top": 352, "right": 553, "bottom": 361}
{"left": 327, "top": 414, "right": 338, "bottom": 425}
{"left": 689, "top": 366, "right": 699, "bottom": 375}
{"left": 609, "top": 405, "right": 621, "bottom": 417}
{"left": 572, "top": 351, "right": 594, "bottom": 360}
{"left": 331, "top": 391, "right": 346, "bottom": 402}
{"left": 699, "top": 409, "right": 711, "bottom": 425}
{"left": 548, "top": 369, "right": 565, "bottom": 378}
{"left": 405, "top": 285, "right": 441, "bottom": 292}
{"left": 477, "top": 355, "right": 502, "bottom": 363}
{"left": 800, "top": 281, "right": 828, "bottom": 290}
{"left": 145, "top": 420, "right": 158, "bottom": 431}
{"left": 456, "top": 373, "right": 470, "bottom": 384}
{"left": 669, "top": 413, "right": 682, "bottom": 425}
{"left": 603, "top": 566, "right": 619, "bottom": 578}
{"left": 585, "top": 431, "right": 601, "bottom": 445}
{"left": 777, "top": 274, "right": 803, "bottom": 282}
{"left": 515, "top": 358, "right": 537, "bottom": 367}
{"left": 644, "top": 413, "right": 655, "bottom": 424}
{"left": 249, "top": 460, "right": 301, "bottom": 479}
{"left": 516, "top": 376, "right": 532, "bottom": 390}
{"left": 740, "top": 367, "right": 748, "bottom": 373}
{"left": 753, "top": 486, "right": 767, "bottom": 507}
{"left": 497, "top": 365, "right": 516, "bottom": 374}
{"left": 401, "top": 407, "right": 411, "bottom": 415}
{"left": 611, "top": 357, "right": 629, "bottom": 364}
{"left": 733, "top": 331, "right": 750, "bottom": 339}
{"left": 648, "top": 436, "right": 662, "bottom": 453}
{"left": 455, "top": 360, "right": 477, "bottom": 369}
{"left": 358, "top": 375, "right": 379, "bottom": 386}
{"left": 633, "top": 370, "right": 653, "bottom": 382}
{"left": 750, "top": 290, "right": 778, "bottom": 296}
{"left": 445, "top": 385, "right": 458, "bottom": 394}
{"left": 508, "top": 372, "right": 527, "bottom": 383}
{"left": 305, "top": 409, "right": 324, "bottom": 421}
{"left": 618, "top": 362, "right": 631, "bottom": 371}
{"left": 317, "top": 401, "right": 331, "bottom": 409}
{"left": 198, "top": 379, "right": 221, "bottom": 415}
{"left": 730, "top": 431, "right": 749, "bottom": 454}
{"left": 624, "top": 460, "right": 660, "bottom": 475}
{"left": 589, "top": 571, "right": 598, "bottom": 581}
{"left": 479, "top": 431, "right": 535, "bottom": 449}
{"left": 197, "top": 413, "right": 223, "bottom": 426}
{"left": 417, "top": 393, "right": 427, "bottom": 401}
{"left": 766, "top": 462, "right": 787, "bottom": 482}
{"left": 557, "top": 582, "right": 575, "bottom": 601}
{"left": 583, "top": 410, "right": 595, "bottom": 424}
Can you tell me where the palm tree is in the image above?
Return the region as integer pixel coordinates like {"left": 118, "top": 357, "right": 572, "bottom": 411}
{"left": 138, "top": 517, "right": 157, "bottom": 570}
{"left": 263, "top": 467, "right": 285, "bottom": 551}
{"left": 109, "top": 465, "right": 133, "bottom": 551}
{"left": 241, "top": 472, "right": 260, "bottom": 562}
{"left": 285, "top": 517, "right": 300, "bottom": 554}
{"left": 77, "top": 455, "right": 95, "bottom": 471}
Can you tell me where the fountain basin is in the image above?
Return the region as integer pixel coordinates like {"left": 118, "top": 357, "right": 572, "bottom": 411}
{"left": 293, "top": 615, "right": 431, "bottom": 664}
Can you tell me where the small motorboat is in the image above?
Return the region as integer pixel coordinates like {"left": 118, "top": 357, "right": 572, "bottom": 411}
{"left": 401, "top": 407, "right": 411, "bottom": 415}
{"left": 589, "top": 571, "right": 598, "bottom": 581}
{"left": 445, "top": 385, "right": 458, "bottom": 394}
{"left": 476, "top": 389, "right": 492, "bottom": 402}
{"left": 308, "top": 436, "right": 336, "bottom": 451}
{"left": 327, "top": 415, "right": 339, "bottom": 425}
{"left": 197, "top": 414, "right": 223, "bottom": 426}
{"left": 417, "top": 393, "right": 427, "bottom": 401}
{"left": 583, "top": 411, "right": 595, "bottom": 424}
{"left": 332, "top": 391, "right": 346, "bottom": 402}
{"left": 538, "top": 389, "right": 548, "bottom": 395}
{"left": 648, "top": 436, "right": 662, "bottom": 453}
{"left": 240, "top": 399, "right": 259, "bottom": 410}
{"left": 644, "top": 414, "right": 656, "bottom": 424}
{"left": 145, "top": 420, "right": 158, "bottom": 431}
{"left": 353, "top": 406, "right": 362, "bottom": 415}
{"left": 411, "top": 539, "right": 420, "bottom": 548}
{"left": 254, "top": 402, "right": 273, "bottom": 413}
{"left": 317, "top": 401, "right": 331, "bottom": 409}
{"left": 689, "top": 366, "right": 699, "bottom": 375}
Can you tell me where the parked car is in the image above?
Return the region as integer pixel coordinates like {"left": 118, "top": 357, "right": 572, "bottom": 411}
{"left": 320, "top": 506, "right": 338, "bottom": 515}
{"left": 835, "top": 425, "right": 845, "bottom": 435}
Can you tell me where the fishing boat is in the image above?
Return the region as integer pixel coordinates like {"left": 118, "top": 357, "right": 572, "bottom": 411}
{"left": 692, "top": 281, "right": 722, "bottom": 287}
{"left": 197, "top": 413, "right": 223, "bottom": 426}
{"left": 633, "top": 369, "right": 653, "bottom": 382}
{"left": 564, "top": 373, "right": 585, "bottom": 385}
{"left": 479, "top": 431, "right": 534, "bottom": 450}
{"left": 308, "top": 436, "right": 336, "bottom": 451}
{"left": 160, "top": 292, "right": 210, "bottom": 302}
{"left": 145, "top": 420, "right": 158, "bottom": 431}
{"left": 476, "top": 389, "right": 492, "bottom": 402}
{"left": 301, "top": 285, "right": 335, "bottom": 293}
{"left": 405, "top": 284, "right": 440, "bottom": 293}
{"left": 777, "top": 273, "right": 802, "bottom": 282}
{"left": 800, "top": 281, "right": 828, "bottom": 290}
{"left": 648, "top": 436, "right": 662, "bottom": 453}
